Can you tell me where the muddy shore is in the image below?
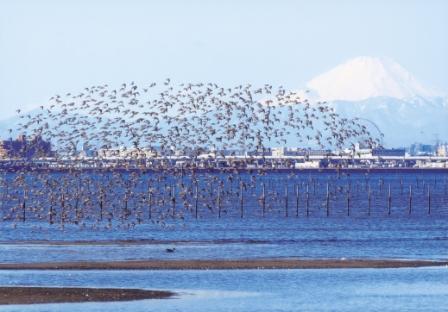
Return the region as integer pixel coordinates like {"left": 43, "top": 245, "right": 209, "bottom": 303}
{"left": 0, "top": 287, "right": 174, "bottom": 305}
{"left": 1, "top": 258, "right": 447, "bottom": 270}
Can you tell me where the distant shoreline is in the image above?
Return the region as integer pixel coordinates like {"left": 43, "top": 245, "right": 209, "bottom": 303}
{"left": 0, "top": 286, "right": 174, "bottom": 305}
{"left": 1, "top": 259, "right": 447, "bottom": 270}
{"left": 0, "top": 167, "right": 447, "bottom": 173}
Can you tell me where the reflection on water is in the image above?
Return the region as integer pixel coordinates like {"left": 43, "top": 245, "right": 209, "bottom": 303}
{"left": 1, "top": 268, "right": 448, "bottom": 312}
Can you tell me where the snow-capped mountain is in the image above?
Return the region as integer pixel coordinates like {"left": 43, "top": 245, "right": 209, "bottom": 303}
{"left": 306, "top": 56, "right": 442, "bottom": 101}
{"left": 302, "top": 56, "right": 448, "bottom": 146}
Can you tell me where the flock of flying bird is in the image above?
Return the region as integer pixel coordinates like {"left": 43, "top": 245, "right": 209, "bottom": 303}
{"left": 1, "top": 80, "right": 379, "bottom": 228}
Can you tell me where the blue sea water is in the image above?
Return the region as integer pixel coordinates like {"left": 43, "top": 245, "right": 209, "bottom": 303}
{"left": 0, "top": 170, "right": 447, "bottom": 310}
{"left": 0, "top": 217, "right": 447, "bottom": 263}
{"left": 0, "top": 170, "right": 447, "bottom": 262}
{"left": 1, "top": 268, "right": 448, "bottom": 312}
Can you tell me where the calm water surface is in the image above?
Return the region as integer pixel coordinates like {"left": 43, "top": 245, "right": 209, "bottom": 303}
{"left": 0, "top": 217, "right": 447, "bottom": 262}
{"left": 1, "top": 268, "right": 448, "bottom": 312}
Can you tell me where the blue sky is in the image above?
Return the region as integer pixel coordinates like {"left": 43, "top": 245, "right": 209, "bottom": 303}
{"left": 1, "top": 0, "right": 447, "bottom": 118}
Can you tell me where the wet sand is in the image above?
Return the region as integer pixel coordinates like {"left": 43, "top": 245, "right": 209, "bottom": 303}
{"left": 1, "top": 258, "right": 447, "bottom": 270}
{"left": 0, "top": 287, "right": 174, "bottom": 305}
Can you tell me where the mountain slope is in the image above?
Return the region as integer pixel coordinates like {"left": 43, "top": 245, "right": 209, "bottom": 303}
{"left": 307, "top": 56, "right": 442, "bottom": 101}
{"left": 303, "top": 56, "right": 447, "bottom": 146}
{"left": 328, "top": 96, "right": 448, "bottom": 146}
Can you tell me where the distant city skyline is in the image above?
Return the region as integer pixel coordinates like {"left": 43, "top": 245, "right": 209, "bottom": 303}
{"left": 1, "top": 0, "right": 447, "bottom": 118}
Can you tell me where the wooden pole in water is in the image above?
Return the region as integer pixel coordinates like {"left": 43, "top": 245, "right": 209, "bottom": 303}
{"left": 240, "top": 181, "right": 244, "bottom": 218}
{"left": 123, "top": 190, "right": 129, "bottom": 221}
{"left": 306, "top": 183, "right": 310, "bottom": 217}
{"left": 60, "top": 192, "right": 65, "bottom": 227}
{"left": 284, "top": 185, "right": 288, "bottom": 217}
{"left": 217, "top": 183, "right": 221, "bottom": 219}
{"left": 346, "top": 187, "right": 350, "bottom": 217}
{"left": 326, "top": 183, "right": 330, "bottom": 217}
{"left": 74, "top": 182, "right": 80, "bottom": 223}
{"left": 1, "top": 179, "right": 8, "bottom": 213}
{"left": 22, "top": 189, "right": 26, "bottom": 222}
{"left": 295, "top": 184, "right": 299, "bottom": 217}
{"left": 148, "top": 189, "right": 152, "bottom": 219}
{"left": 387, "top": 184, "right": 391, "bottom": 216}
{"left": 408, "top": 184, "right": 412, "bottom": 214}
{"left": 49, "top": 194, "right": 54, "bottom": 225}
{"left": 427, "top": 185, "right": 431, "bottom": 215}
{"left": 262, "top": 182, "right": 266, "bottom": 217}
{"left": 367, "top": 185, "right": 371, "bottom": 216}
{"left": 99, "top": 189, "right": 104, "bottom": 221}
{"left": 171, "top": 185, "right": 176, "bottom": 218}
{"left": 195, "top": 181, "right": 199, "bottom": 219}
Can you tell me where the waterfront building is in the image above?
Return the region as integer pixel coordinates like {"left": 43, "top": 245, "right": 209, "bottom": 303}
{"left": 436, "top": 144, "right": 448, "bottom": 157}
{"left": 372, "top": 148, "right": 406, "bottom": 157}
{"left": 271, "top": 147, "right": 286, "bottom": 157}
{"left": 0, "top": 135, "right": 52, "bottom": 159}
{"left": 272, "top": 147, "right": 325, "bottom": 157}
{"left": 246, "top": 148, "right": 272, "bottom": 157}
{"left": 294, "top": 160, "right": 320, "bottom": 169}
{"left": 78, "top": 143, "right": 96, "bottom": 158}
{"left": 97, "top": 147, "right": 158, "bottom": 159}
{"left": 353, "top": 143, "right": 373, "bottom": 158}
{"left": 409, "top": 143, "right": 435, "bottom": 156}
{"left": 307, "top": 149, "right": 332, "bottom": 156}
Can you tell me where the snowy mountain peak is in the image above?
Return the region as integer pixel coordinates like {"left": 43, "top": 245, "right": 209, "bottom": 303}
{"left": 306, "top": 56, "right": 442, "bottom": 102}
